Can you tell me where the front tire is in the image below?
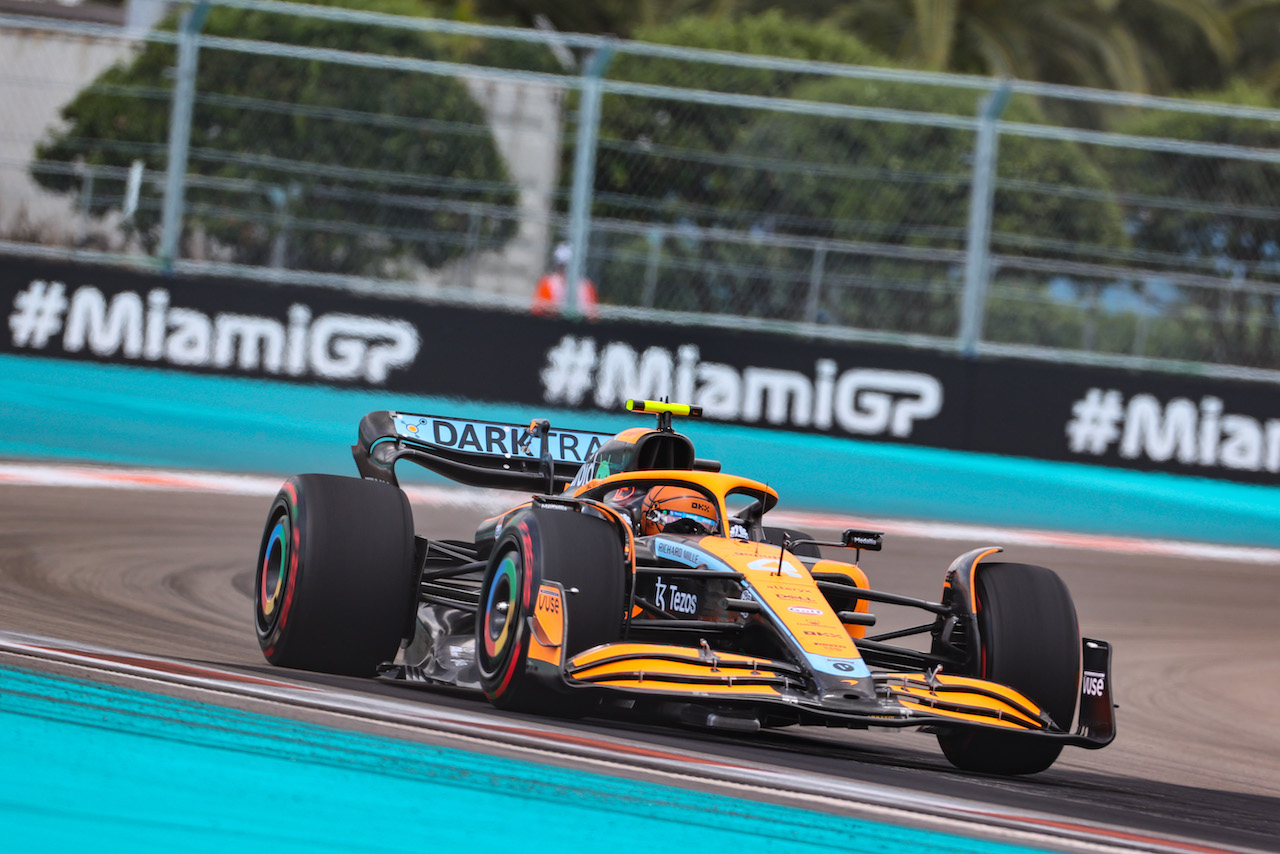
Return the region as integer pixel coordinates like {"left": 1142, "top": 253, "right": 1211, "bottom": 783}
{"left": 477, "top": 505, "right": 626, "bottom": 714}
{"left": 937, "top": 562, "right": 1080, "bottom": 775}
{"left": 254, "top": 474, "right": 416, "bottom": 676}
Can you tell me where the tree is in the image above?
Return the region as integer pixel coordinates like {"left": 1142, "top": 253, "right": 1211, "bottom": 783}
{"left": 592, "top": 11, "right": 890, "bottom": 223}
{"left": 578, "top": 13, "right": 899, "bottom": 319}
{"left": 1098, "top": 79, "right": 1280, "bottom": 367}
{"left": 586, "top": 13, "right": 1127, "bottom": 335}
{"left": 819, "top": 0, "right": 1238, "bottom": 93}
{"left": 31, "top": 0, "right": 556, "bottom": 275}
{"left": 468, "top": 0, "right": 1280, "bottom": 98}
{"left": 454, "top": 0, "right": 739, "bottom": 35}
{"left": 1228, "top": 1, "right": 1280, "bottom": 94}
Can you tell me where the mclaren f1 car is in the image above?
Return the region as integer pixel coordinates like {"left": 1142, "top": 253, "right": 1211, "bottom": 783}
{"left": 254, "top": 400, "right": 1115, "bottom": 775}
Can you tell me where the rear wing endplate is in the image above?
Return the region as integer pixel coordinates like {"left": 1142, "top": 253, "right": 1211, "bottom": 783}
{"left": 352, "top": 410, "right": 614, "bottom": 493}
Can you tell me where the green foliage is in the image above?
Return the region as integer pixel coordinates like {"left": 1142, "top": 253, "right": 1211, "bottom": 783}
{"left": 31, "top": 0, "right": 557, "bottom": 274}
{"left": 730, "top": 79, "right": 1125, "bottom": 250}
{"left": 467, "top": 0, "right": 1280, "bottom": 95}
{"left": 829, "top": 0, "right": 1239, "bottom": 92}
{"left": 591, "top": 17, "right": 1126, "bottom": 332}
{"left": 593, "top": 11, "right": 889, "bottom": 219}
{"left": 1098, "top": 79, "right": 1280, "bottom": 366}
{"left": 587, "top": 14, "right": 918, "bottom": 320}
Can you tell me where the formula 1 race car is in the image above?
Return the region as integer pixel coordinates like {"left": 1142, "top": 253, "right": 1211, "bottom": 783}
{"left": 254, "top": 400, "right": 1115, "bottom": 775}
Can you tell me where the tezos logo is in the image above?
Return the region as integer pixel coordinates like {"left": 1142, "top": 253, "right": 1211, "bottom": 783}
{"left": 654, "top": 576, "right": 698, "bottom": 615}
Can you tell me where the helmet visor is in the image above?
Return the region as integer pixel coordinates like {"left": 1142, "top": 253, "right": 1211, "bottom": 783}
{"left": 647, "top": 508, "right": 717, "bottom": 535}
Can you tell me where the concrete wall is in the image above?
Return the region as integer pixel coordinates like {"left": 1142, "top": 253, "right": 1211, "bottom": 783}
{"left": 0, "top": 21, "right": 563, "bottom": 298}
{"left": 451, "top": 76, "right": 564, "bottom": 300}
{"left": 0, "top": 25, "right": 136, "bottom": 244}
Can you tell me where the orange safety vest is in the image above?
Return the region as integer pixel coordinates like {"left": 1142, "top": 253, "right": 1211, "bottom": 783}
{"left": 533, "top": 272, "right": 598, "bottom": 318}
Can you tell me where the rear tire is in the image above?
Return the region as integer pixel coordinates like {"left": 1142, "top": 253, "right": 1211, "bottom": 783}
{"left": 937, "top": 562, "right": 1080, "bottom": 775}
{"left": 254, "top": 474, "right": 416, "bottom": 676}
{"left": 477, "top": 506, "right": 626, "bottom": 714}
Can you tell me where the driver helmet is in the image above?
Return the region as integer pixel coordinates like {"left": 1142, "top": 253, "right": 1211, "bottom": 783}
{"left": 602, "top": 485, "right": 646, "bottom": 530}
{"left": 640, "top": 486, "right": 718, "bottom": 537}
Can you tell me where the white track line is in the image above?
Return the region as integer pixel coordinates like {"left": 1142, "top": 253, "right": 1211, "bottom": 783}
{"left": 2, "top": 460, "right": 1277, "bottom": 563}
{"left": 0, "top": 629, "right": 1254, "bottom": 854}
{"left": 0, "top": 461, "right": 511, "bottom": 512}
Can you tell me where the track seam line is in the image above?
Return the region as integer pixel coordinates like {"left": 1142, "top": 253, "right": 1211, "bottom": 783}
{"left": 2, "top": 460, "right": 1277, "bottom": 562}
{"left": 0, "top": 637, "right": 1259, "bottom": 854}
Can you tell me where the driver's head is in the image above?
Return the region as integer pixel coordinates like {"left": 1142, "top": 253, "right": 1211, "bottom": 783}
{"left": 640, "top": 486, "right": 718, "bottom": 537}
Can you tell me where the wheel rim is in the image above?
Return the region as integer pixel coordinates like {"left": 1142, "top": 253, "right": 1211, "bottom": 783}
{"left": 257, "top": 509, "right": 291, "bottom": 634}
{"left": 482, "top": 551, "right": 520, "bottom": 663}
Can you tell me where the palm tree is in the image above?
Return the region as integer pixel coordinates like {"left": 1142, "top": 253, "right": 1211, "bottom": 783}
{"left": 458, "top": 0, "right": 1280, "bottom": 96}
{"left": 824, "top": 0, "right": 1239, "bottom": 93}
{"left": 1229, "top": 0, "right": 1280, "bottom": 93}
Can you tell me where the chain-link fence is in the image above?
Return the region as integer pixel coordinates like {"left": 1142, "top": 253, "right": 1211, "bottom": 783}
{"left": 3, "top": 0, "right": 1280, "bottom": 375}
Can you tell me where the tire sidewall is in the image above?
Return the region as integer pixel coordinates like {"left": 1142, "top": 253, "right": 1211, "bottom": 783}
{"left": 477, "top": 515, "right": 542, "bottom": 703}
{"left": 252, "top": 474, "right": 416, "bottom": 676}
{"left": 938, "top": 561, "right": 1080, "bottom": 775}
{"left": 255, "top": 482, "right": 301, "bottom": 661}
{"left": 475, "top": 505, "right": 627, "bottom": 713}
{"left": 975, "top": 563, "right": 1080, "bottom": 730}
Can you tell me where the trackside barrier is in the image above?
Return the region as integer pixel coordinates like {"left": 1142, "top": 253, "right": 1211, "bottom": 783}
{"left": 4, "top": 352, "right": 1280, "bottom": 548}
{"left": 4, "top": 256, "right": 1279, "bottom": 486}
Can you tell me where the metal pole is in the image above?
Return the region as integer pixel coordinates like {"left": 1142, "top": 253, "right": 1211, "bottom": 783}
{"left": 805, "top": 244, "right": 827, "bottom": 323}
{"left": 957, "top": 80, "right": 1011, "bottom": 356}
{"left": 77, "top": 169, "right": 94, "bottom": 246}
{"left": 564, "top": 43, "right": 614, "bottom": 318}
{"left": 642, "top": 226, "right": 662, "bottom": 308}
{"left": 159, "top": 2, "right": 210, "bottom": 269}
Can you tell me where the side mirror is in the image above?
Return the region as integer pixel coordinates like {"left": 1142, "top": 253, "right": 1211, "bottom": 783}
{"left": 785, "top": 528, "right": 885, "bottom": 561}
{"left": 842, "top": 529, "right": 883, "bottom": 551}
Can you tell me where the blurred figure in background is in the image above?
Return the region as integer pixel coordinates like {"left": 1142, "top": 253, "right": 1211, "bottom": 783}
{"left": 533, "top": 241, "right": 598, "bottom": 318}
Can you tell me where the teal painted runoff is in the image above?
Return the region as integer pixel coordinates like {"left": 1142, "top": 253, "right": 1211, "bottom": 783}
{"left": 4, "top": 353, "right": 1280, "bottom": 546}
{"left": 0, "top": 664, "right": 1051, "bottom": 853}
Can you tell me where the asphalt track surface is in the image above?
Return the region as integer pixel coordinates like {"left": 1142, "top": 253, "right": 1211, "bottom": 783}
{"left": 1, "top": 481, "right": 1278, "bottom": 852}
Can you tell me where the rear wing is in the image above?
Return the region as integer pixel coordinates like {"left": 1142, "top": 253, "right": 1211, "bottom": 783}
{"left": 352, "top": 410, "right": 614, "bottom": 492}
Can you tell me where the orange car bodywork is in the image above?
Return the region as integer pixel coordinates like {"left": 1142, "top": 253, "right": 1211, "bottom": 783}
{"left": 510, "top": 467, "right": 1054, "bottom": 734}
{"left": 354, "top": 402, "right": 1114, "bottom": 747}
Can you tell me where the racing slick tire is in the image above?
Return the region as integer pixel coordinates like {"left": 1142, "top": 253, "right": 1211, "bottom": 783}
{"left": 477, "top": 505, "right": 626, "bottom": 715}
{"left": 254, "top": 474, "right": 416, "bottom": 677}
{"left": 937, "top": 562, "right": 1080, "bottom": 775}
{"left": 762, "top": 527, "right": 822, "bottom": 559}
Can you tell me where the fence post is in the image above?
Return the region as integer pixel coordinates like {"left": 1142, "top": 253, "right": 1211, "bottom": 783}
{"left": 564, "top": 43, "right": 614, "bottom": 317}
{"left": 805, "top": 244, "right": 827, "bottom": 323}
{"left": 159, "top": 1, "right": 210, "bottom": 270}
{"left": 958, "top": 80, "right": 1011, "bottom": 356}
{"left": 642, "top": 226, "right": 663, "bottom": 307}
{"left": 77, "top": 169, "right": 94, "bottom": 246}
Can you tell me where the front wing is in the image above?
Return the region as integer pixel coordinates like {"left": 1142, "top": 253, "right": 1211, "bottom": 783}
{"left": 515, "top": 571, "right": 1114, "bottom": 746}
{"left": 382, "top": 575, "right": 1115, "bottom": 748}
{"left": 552, "top": 637, "right": 1116, "bottom": 748}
